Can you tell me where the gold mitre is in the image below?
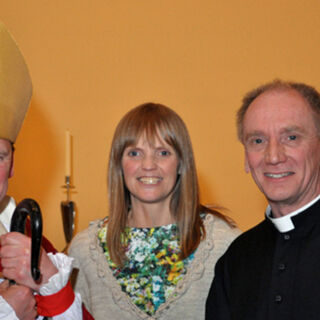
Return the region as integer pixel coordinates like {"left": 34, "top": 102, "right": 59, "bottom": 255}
{"left": 0, "top": 22, "right": 32, "bottom": 143}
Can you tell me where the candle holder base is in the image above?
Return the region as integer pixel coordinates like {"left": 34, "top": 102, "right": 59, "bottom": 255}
{"left": 61, "top": 200, "right": 75, "bottom": 246}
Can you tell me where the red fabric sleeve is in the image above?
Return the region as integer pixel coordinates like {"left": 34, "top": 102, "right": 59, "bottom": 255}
{"left": 35, "top": 281, "right": 75, "bottom": 317}
{"left": 82, "top": 304, "right": 95, "bottom": 320}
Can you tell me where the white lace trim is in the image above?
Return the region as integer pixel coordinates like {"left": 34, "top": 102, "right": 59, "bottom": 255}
{"left": 39, "top": 253, "right": 73, "bottom": 295}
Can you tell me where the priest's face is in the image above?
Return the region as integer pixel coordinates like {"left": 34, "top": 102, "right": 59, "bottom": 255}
{"left": 0, "top": 139, "right": 13, "bottom": 204}
{"left": 242, "top": 89, "right": 320, "bottom": 216}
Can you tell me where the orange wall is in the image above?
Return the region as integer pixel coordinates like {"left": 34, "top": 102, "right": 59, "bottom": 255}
{"left": 1, "top": 1, "right": 320, "bottom": 250}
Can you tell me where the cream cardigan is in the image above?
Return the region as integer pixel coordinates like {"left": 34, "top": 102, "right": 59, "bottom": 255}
{"left": 69, "top": 214, "right": 240, "bottom": 320}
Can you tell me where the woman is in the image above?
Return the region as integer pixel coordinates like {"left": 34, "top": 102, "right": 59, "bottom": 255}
{"left": 1, "top": 102, "right": 240, "bottom": 319}
{"left": 68, "top": 102, "right": 240, "bottom": 319}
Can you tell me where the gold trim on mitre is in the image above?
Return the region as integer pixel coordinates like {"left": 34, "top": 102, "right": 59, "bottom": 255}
{"left": 0, "top": 21, "right": 32, "bottom": 143}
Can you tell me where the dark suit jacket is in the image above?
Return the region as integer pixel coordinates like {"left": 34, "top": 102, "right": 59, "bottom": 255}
{"left": 206, "top": 199, "right": 320, "bottom": 320}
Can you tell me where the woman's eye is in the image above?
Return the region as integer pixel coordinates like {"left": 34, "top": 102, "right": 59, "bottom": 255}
{"left": 128, "top": 150, "right": 140, "bottom": 157}
{"left": 158, "top": 150, "right": 170, "bottom": 156}
{"left": 288, "top": 135, "right": 297, "bottom": 141}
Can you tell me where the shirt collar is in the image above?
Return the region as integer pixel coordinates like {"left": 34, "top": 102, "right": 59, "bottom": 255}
{"left": 0, "top": 196, "right": 16, "bottom": 232}
{"left": 266, "top": 195, "right": 320, "bottom": 233}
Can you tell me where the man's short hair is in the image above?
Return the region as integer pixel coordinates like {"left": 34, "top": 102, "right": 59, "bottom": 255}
{"left": 236, "top": 79, "right": 320, "bottom": 143}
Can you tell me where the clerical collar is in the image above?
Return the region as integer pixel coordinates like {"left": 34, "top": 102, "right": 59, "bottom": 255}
{"left": 266, "top": 195, "right": 320, "bottom": 233}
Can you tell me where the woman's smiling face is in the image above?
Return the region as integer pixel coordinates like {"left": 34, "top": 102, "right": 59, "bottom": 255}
{"left": 121, "top": 133, "right": 179, "bottom": 207}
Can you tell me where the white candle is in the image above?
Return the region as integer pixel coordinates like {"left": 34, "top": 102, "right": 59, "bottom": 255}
{"left": 65, "top": 130, "right": 71, "bottom": 177}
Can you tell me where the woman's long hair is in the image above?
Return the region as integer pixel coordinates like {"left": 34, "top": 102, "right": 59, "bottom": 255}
{"left": 107, "top": 102, "right": 231, "bottom": 266}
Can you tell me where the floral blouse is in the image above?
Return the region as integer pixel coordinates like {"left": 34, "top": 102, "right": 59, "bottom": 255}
{"left": 98, "top": 223, "right": 195, "bottom": 315}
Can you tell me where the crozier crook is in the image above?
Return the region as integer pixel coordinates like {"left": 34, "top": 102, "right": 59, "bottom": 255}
{"left": 10, "top": 198, "right": 43, "bottom": 282}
